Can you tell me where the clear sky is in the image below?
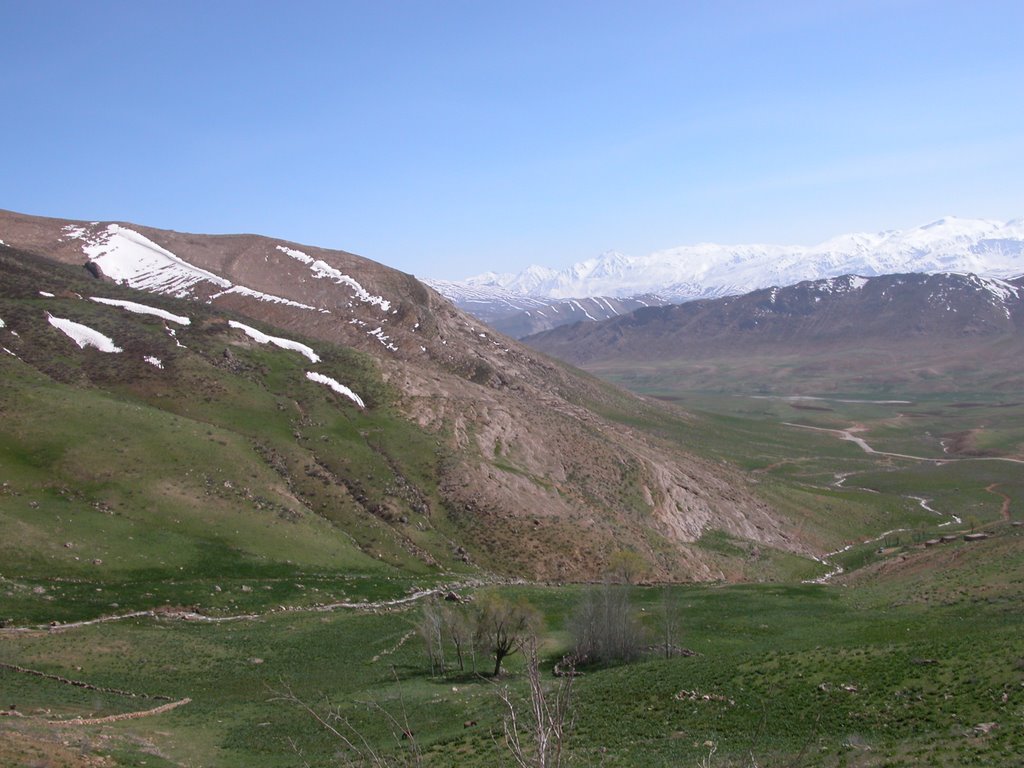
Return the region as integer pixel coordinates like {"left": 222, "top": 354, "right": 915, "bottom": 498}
{"left": 2, "top": 1, "right": 1022, "bottom": 279}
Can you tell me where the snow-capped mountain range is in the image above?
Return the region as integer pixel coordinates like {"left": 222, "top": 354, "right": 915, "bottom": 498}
{"left": 430, "top": 216, "right": 1024, "bottom": 304}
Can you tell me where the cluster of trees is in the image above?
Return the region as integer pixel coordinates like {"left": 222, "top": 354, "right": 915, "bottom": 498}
{"left": 419, "top": 592, "right": 539, "bottom": 677}
{"left": 567, "top": 583, "right": 646, "bottom": 665}
{"left": 421, "top": 580, "right": 682, "bottom": 678}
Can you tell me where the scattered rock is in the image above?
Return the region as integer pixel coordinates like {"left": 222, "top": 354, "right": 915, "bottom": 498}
{"left": 673, "top": 689, "right": 734, "bottom": 705}
{"left": 84, "top": 261, "right": 108, "bottom": 280}
{"left": 646, "top": 644, "right": 698, "bottom": 657}
{"left": 818, "top": 682, "right": 858, "bottom": 693}
{"left": 974, "top": 722, "right": 998, "bottom": 735}
{"left": 240, "top": 585, "right": 252, "bottom": 592}
{"left": 463, "top": 720, "right": 477, "bottom": 728}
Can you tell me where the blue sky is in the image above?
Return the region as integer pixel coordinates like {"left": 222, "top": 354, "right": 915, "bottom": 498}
{"left": 2, "top": 1, "right": 1022, "bottom": 279}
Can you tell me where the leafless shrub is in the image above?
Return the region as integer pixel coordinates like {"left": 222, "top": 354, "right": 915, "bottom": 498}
{"left": 569, "top": 583, "right": 646, "bottom": 665}
{"left": 272, "top": 678, "right": 422, "bottom": 768}
{"left": 496, "top": 635, "right": 575, "bottom": 768}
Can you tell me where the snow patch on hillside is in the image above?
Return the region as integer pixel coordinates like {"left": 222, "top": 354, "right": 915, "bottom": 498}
{"left": 144, "top": 356, "right": 164, "bottom": 369}
{"left": 228, "top": 320, "right": 320, "bottom": 363}
{"left": 970, "top": 275, "right": 1022, "bottom": 303}
{"left": 65, "top": 226, "right": 335, "bottom": 315}
{"left": 90, "top": 297, "right": 191, "bottom": 325}
{"left": 71, "top": 224, "right": 231, "bottom": 297}
{"left": 847, "top": 276, "right": 869, "bottom": 291}
{"left": 276, "top": 245, "right": 391, "bottom": 311}
{"left": 367, "top": 326, "right": 398, "bottom": 351}
{"left": 208, "top": 285, "right": 321, "bottom": 311}
{"left": 305, "top": 372, "right": 365, "bottom": 408}
{"left": 47, "top": 314, "right": 122, "bottom": 353}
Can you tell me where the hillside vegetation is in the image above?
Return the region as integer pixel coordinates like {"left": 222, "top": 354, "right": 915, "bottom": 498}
{"left": 2, "top": 222, "right": 1023, "bottom": 766}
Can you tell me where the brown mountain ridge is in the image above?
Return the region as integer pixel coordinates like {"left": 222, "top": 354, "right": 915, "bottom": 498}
{"left": 524, "top": 272, "right": 1024, "bottom": 394}
{"left": 0, "top": 208, "right": 809, "bottom": 581}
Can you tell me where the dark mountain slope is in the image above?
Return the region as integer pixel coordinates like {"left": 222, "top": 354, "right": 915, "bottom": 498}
{"left": 525, "top": 273, "right": 1024, "bottom": 394}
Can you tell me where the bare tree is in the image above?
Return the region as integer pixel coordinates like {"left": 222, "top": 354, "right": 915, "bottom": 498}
{"left": 273, "top": 678, "right": 422, "bottom": 767}
{"left": 418, "top": 598, "right": 447, "bottom": 676}
{"left": 569, "top": 583, "right": 645, "bottom": 665}
{"left": 497, "top": 635, "right": 575, "bottom": 768}
{"left": 441, "top": 602, "right": 476, "bottom": 673}
{"left": 659, "top": 585, "right": 682, "bottom": 659}
{"left": 475, "top": 593, "right": 540, "bottom": 677}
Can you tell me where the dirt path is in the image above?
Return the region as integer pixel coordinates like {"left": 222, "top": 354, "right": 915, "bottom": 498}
{"left": 985, "top": 483, "right": 1012, "bottom": 521}
{"left": 0, "top": 579, "right": 501, "bottom": 635}
{"left": 46, "top": 698, "right": 192, "bottom": 725}
{"left": 0, "top": 663, "right": 172, "bottom": 701}
{"left": 1, "top": 662, "right": 186, "bottom": 726}
{"left": 783, "top": 422, "right": 1024, "bottom": 465}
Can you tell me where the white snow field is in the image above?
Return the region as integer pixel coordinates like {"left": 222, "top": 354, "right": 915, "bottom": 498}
{"left": 47, "top": 315, "right": 122, "bottom": 353}
{"left": 90, "top": 296, "right": 191, "bottom": 325}
{"left": 227, "top": 320, "right": 320, "bottom": 363}
{"left": 305, "top": 371, "right": 365, "bottom": 408}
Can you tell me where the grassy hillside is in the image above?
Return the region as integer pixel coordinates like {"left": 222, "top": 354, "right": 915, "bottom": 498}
{"left": 3, "top": 531, "right": 1022, "bottom": 767}
{"left": 0, "top": 247, "right": 485, "bottom": 628}
{"left": 3, "top": 246, "right": 1022, "bottom": 766}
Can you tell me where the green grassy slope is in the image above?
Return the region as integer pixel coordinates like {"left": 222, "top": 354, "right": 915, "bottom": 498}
{"left": 0, "top": 247, "right": 480, "bottom": 627}
{"left": 3, "top": 540, "right": 1022, "bottom": 767}
{"left": 3, "top": 246, "right": 1023, "bottom": 766}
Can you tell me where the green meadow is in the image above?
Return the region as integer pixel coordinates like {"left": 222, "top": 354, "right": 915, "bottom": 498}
{"left": 2, "top": 250, "right": 1023, "bottom": 766}
{"left": 3, "top": 548, "right": 1023, "bottom": 767}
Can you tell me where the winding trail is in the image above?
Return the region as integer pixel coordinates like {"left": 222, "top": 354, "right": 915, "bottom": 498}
{"left": 783, "top": 422, "right": 1024, "bottom": 465}
{"left": 795, "top": 416, "right": 1023, "bottom": 584}
{"left": 0, "top": 580, "right": 499, "bottom": 635}
{"left": 0, "top": 583, "right": 491, "bottom": 726}
{"left": 985, "top": 483, "right": 1013, "bottom": 521}
{"left": 799, "top": 433, "right": 969, "bottom": 584}
{"left": 46, "top": 698, "right": 192, "bottom": 725}
{"left": 0, "top": 663, "right": 171, "bottom": 700}
{"left": 0, "top": 662, "right": 187, "bottom": 725}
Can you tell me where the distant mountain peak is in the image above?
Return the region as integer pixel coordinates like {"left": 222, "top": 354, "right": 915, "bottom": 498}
{"left": 437, "top": 216, "right": 1024, "bottom": 306}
